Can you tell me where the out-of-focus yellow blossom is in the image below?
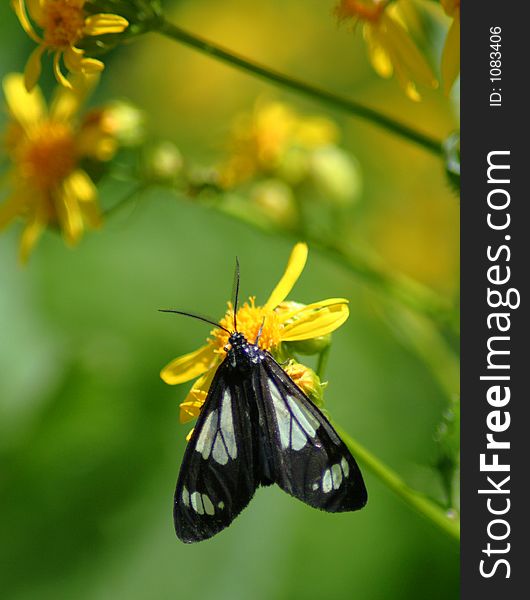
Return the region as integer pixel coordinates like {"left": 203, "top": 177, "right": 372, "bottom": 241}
{"left": 251, "top": 179, "right": 298, "bottom": 228}
{"left": 160, "top": 243, "right": 349, "bottom": 431}
{"left": 335, "top": 0, "right": 438, "bottom": 101}
{"left": 0, "top": 73, "right": 118, "bottom": 262}
{"left": 219, "top": 102, "right": 338, "bottom": 188}
{"left": 440, "top": 0, "right": 460, "bottom": 94}
{"left": 11, "top": 0, "right": 128, "bottom": 91}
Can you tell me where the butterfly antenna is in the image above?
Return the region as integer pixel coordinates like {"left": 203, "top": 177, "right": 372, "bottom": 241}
{"left": 254, "top": 317, "right": 266, "bottom": 345}
{"left": 232, "top": 256, "right": 240, "bottom": 332}
{"left": 159, "top": 309, "right": 231, "bottom": 334}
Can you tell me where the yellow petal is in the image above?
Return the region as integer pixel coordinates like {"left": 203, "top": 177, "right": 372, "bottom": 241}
{"left": 53, "top": 52, "right": 72, "bottom": 89}
{"left": 179, "top": 367, "right": 216, "bottom": 423}
{"left": 11, "top": 0, "right": 42, "bottom": 43}
{"left": 19, "top": 209, "right": 46, "bottom": 263}
{"left": 381, "top": 15, "right": 438, "bottom": 89}
{"left": 64, "top": 170, "right": 101, "bottom": 228}
{"left": 364, "top": 26, "right": 393, "bottom": 78}
{"left": 50, "top": 69, "right": 98, "bottom": 121}
{"left": 26, "top": 0, "right": 43, "bottom": 23}
{"left": 264, "top": 242, "right": 308, "bottom": 310}
{"left": 441, "top": 13, "right": 460, "bottom": 94}
{"left": 80, "top": 58, "right": 104, "bottom": 74}
{"left": 161, "top": 344, "right": 217, "bottom": 385}
{"left": 280, "top": 299, "right": 349, "bottom": 341}
{"left": 24, "top": 44, "right": 45, "bottom": 92}
{"left": 83, "top": 14, "right": 129, "bottom": 36}
{"left": 56, "top": 186, "right": 83, "bottom": 245}
{"left": 65, "top": 170, "right": 96, "bottom": 204}
{"left": 179, "top": 400, "right": 203, "bottom": 423}
{"left": 3, "top": 72, "right": 46, "bottom": 129}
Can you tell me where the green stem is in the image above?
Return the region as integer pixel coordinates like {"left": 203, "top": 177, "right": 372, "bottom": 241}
{"left": 155, "top": 19, "right": 443, "bottom": 156}
{"left": 316, "top": 346, "right": 331, "bottom": 380}
{"left": 335, "top": 425, "right": 460, "bottom": 540}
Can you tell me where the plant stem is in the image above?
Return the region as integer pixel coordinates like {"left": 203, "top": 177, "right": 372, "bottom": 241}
{"left": 316, "top": 346, "right": 331, "bottom": 380}
{"left": 155, "top": 19, "right": 443, "bottom": 156}
{"left": 335, "top": 425, "right": 460, "bottom": 540}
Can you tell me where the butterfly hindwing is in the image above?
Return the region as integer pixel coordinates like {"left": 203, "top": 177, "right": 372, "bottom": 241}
{"left": 173, "top": 360, "right": 259, "bottom": 543}
{"left": 255, "top": 354, "right": 368, "bottom": 512}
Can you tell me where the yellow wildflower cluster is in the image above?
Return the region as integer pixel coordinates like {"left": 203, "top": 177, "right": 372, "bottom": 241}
{"left": 218, "top": 101, "right": 361, "bottom": 226}
{"left": 336, "top": 0, "right": 438, "bottom": 101}
{"left": 12, "top": 0, "right": 128, "bottom": 90}
{"left": 336, "top": 0, "right": 460, "bottom": 98}
{"left": 0, "top": 74, "right": 128, "bottom": 261}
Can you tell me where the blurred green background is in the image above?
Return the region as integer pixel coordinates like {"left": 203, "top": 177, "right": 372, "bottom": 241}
{"left": 0, "top": 1, "right": 459, "bottom": 599}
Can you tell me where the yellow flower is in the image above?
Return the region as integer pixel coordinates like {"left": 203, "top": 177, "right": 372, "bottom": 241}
{"left": 12, "top": 0, "right": 128, "bottom": 91}
{"left": 440, "top": 0, "right": 460, "bottom": 94}
{"left": 336, "top": 0, "right": 438, "bottom": 101}
{"left": 0, "top": 73, "right": 116, "bottom": 262}
{"left": 160, "top": 243, "right": 349, "bottom": 426}
{"left": 220, "top": 101, "right": 338, "bottom": 188}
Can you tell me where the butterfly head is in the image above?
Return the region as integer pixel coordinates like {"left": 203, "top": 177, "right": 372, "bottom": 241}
{"left": 226, "top": 332, "right": 266, "bottom": 370}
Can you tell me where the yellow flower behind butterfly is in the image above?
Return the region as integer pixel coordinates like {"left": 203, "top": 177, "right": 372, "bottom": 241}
{"left": 11, "top": 0, "right": 128, "bottom": 90}
{"left": 161, "top": 243, "right": 349, "bottom": 431}
{"left": 440, "top": 0, "right": 460, "bottom": 94}
{"left": 335, "top": 0, "right": 438, "bottom": 101}
{"left": 0, "top": 73, "right": 117, "bottom": 262}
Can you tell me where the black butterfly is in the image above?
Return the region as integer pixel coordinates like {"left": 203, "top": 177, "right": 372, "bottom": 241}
{"left": 161, "top": 267, "right": 367, "bottom": 543}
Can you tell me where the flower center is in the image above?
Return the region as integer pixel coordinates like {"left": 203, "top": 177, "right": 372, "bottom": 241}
{"left": 336, "top": 0, "right": 385, "bottom": 24}
{"left": 210, "top": 298, "right": 282, "bottom": 354}
{"left": 42, "top": 0, "right": 86, "bottom": 48}
{"left": 16, "top": 121, "right": 77, "bottom": 190}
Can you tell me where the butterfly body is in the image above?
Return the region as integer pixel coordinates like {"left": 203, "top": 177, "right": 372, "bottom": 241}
{"left": 173, "top": 332, "right": 367, "bottom": 543}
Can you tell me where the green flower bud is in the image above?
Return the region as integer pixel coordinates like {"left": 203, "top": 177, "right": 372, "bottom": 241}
{"left": 251, "top": 179, "right": 297, "bottom": 227}
{"left": 139, "top": 140, "right": 183, "bottom": 185}
{"left": 284, "top": 334, "right": 332, "bottom": 356}
{"left": 309, "top": 146, "right": 361, "bottom": 207}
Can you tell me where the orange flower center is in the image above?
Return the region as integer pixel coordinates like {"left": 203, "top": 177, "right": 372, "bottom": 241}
{"left": 336, "top": 0, "right": 385, "bottom": 24}
{"left": 210, "top": 298, "right": 282, "bottom": 354}
{"left": 42, "top": 0, "right": 86, "bottom": 48}
{"left": 16, "top": 122, "right": 77, "bottom": 190}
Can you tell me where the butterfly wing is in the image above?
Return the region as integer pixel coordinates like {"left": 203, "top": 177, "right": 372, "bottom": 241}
{"left": 174, "top": 360, "right": 260, "bottom": 543}
{"left": 255, "top": 355, "right": 368, "bottom": 512}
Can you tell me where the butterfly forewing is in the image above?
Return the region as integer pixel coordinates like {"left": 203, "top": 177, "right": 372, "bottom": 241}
{"left": 174, "top": 361, "right": 260, "bottom": 543}
{"left": 254, "top": 355, "right": 368, "bottom": 512}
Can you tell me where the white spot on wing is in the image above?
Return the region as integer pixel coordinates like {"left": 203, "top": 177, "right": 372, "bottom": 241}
{"left": 202, "top": 494, "right": 215, "bottom": 515}
{"left": 181, "top": 486, "right": 190, "bottom": 507}
{"left": 212, "top": 436, "right": 228, "bottom": 464}
{"left": 269, "top": 382, "right": 292, "bottom": 449}
{"left": 220, "top": 388, "right": 237, "bottom": 459}
{"left": 284, "top": 395, "right": 319, "bottom": 439}
{"left": 341, "top": 456, "right": 350, "bottom": 478}
{"left": 312, "top": 483, "right": 319, "bottom": 491}
{"left": 331, "top": 463, "right": 343, "bottom": 489}
{"left": 195, "top": 410, "right": 217, "bottom": 459}
{"left": 322, "top": 469, "right": 332, "bottom": 493}
{"left": 269, "top": 382, "right": 320, "bottom": 450}
{"left": 218, "top": 501, "right": 225, "bottom": 509}
{"left": 191, "top": 491, "right": 204, "bottom": 514}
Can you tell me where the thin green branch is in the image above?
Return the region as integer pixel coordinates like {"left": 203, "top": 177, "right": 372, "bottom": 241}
{"left": 335, "top": 425, "right": 460, "bottom": 540}
{"left": 316, "top": 345, "right": 331, "bottom": 380}
{"left": 155, "top": 19, "right": 443, "bottom": 156}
